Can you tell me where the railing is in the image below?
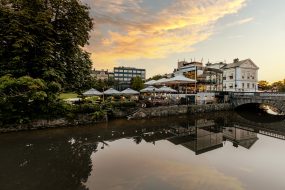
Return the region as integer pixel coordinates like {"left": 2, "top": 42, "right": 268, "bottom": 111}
{"left": 259, "top": 93, "right": 285, "bottom": 97}
{"left": 231, "top": 92, "right": 285, "bottom": 97}
{"left": 259, "top": 130, "right": 285, "bottom": 140}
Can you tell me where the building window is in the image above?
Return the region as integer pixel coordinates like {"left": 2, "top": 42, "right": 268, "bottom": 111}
{"left": 247, "top": 83, "right": 250, "bottom": 88}
{"left": 242, "top": 83, "right": 244, "bottom": 88}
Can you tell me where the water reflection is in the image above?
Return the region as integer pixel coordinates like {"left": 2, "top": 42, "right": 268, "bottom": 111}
{"left": 0, "top": 111, "right": 285, "bottom": 190}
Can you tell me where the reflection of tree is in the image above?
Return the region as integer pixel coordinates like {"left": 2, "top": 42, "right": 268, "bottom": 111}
{"left": 0, "top": 136, "right": 98, "bottom": 190}
{"left": 133, "top": 136, "right": 143, "bottom": 144}
{"left": 1, "top": 112, "right": 285, "bottom": 190}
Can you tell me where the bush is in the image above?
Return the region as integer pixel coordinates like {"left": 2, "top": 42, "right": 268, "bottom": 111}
{"left": 110, "top": 101, "right": 136, "bottom": 108}
{"left": 72, "top": 103, "right": 101, "bottom": 114}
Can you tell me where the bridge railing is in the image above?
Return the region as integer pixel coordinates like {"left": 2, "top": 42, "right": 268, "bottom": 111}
{"left": 230, "top": 92, "right": 285, "bottom": 97}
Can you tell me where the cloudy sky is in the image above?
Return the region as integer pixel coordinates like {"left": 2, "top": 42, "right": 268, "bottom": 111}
{"left": 82, "top": 0, "right": 285, "bottom": 82}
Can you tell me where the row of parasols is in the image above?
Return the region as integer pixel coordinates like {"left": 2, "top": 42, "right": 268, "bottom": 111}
{"left": 83, "top": 75, "right": 196, "bottom": 96}
{"left": 83, "top": 86, "right": 178, "bottom": 97}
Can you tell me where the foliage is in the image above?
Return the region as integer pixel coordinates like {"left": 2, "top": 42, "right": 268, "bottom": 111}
{"left": 0, "top": 0, "right": 93, "bottom": 91}
{"left": 0, "top": 0, "right": 94, "bottom": 124}
{"left": 91, "top": 78, "right": 117, "bottom": 91}
{"left": 0, "top": 75, "right": 63, "bottom": 123}
{"left": 147, "top": 74, "right": 172, "bottom": 81}
{"left": 109, "top": 101, "right": 136, "bottom": 108}
{"left": 130, "top": 76, "right": 144, "bottom": 91}
{"left": 271, "top": 80, "right": 285, "bottom": 92}
{"left": 72, "top": 103, "right": 101, "bottom": 114}
{"left": 92, "top": 110, "right": 107, "bottom": 121}
{"left": 59, "top": 92, "right": 79, "bottom": 99}
{"left": 258, "top": 80, "right": 270, "bottom": 90}
{"left": 148, "top": 74, "right": 164, "bottom": 81}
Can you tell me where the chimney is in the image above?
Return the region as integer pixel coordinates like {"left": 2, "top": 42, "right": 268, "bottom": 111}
{"left": 233, "top": 58, "right": 239, "bottom": 63}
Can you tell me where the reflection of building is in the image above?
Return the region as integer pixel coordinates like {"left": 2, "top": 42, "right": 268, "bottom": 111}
{"left": 166, "top": 119, "right": 258, "bottom": 154}
{"left": 182, "top": 126, "right": 223, "bottom": 155}
{"left": 223, "top": 127, "right": 258, "bottom": 148}
{"left": 114, "top": 67, "right": 146, "bottom": 90}
{"left": 221, "top": 58, "right": 259, "bottom": 92}
{"left": 91, "top": 69, "right": 114, "bottom": 80}
{"left": 168, "top": 119, "right": 223, "bottom": 155}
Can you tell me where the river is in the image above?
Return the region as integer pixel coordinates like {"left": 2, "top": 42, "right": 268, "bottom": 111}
{"left": 0, "top": 110, "right": 285, "bottom": 190}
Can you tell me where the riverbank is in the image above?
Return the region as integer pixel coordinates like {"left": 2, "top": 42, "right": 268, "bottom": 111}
{"left": 0, "top": 103, "right": 233, "bottom": 133}
{"left": 130, "top": 103, "right": 232, "bottom": 119}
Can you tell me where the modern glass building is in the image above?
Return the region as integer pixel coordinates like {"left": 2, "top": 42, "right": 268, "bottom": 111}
{"left": 114, "top": 67, "right": 146, "bottom": 90}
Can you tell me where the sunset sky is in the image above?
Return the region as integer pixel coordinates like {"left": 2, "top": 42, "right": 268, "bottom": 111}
{"left": 82, "top": 0, "right": 285, "bottom": 82}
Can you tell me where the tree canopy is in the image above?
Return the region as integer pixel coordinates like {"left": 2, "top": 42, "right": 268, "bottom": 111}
{"left": 131, "top": 76, "right": 144, "bottom": 91}
{"left": 258, "top": 80, "right": 285, "bottom": 92}
{"left": 0, "top": 0, "right": 93, "bottom": 91}
{"left": 0, "top": 0, "right": 94, "bottom": 123}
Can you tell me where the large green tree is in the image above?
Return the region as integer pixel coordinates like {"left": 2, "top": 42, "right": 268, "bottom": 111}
{"left": 0, "top": 0, "right": 93, "bottom": 91}
{"left": 0, "top": 0, "right": 93, "bottom": 123}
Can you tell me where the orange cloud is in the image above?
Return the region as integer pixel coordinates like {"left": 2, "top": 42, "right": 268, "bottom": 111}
{"left": 83, "top": 0, "right": 247, "bottom": 70}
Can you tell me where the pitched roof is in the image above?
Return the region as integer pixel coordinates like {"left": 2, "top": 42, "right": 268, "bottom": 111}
{"left": 221, "top": 59, "right": 258, "bottom": 69}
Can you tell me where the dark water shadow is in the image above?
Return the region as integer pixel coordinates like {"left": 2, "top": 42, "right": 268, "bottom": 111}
{"left": 235, "top": 103, "right": 285, "bottom": 123}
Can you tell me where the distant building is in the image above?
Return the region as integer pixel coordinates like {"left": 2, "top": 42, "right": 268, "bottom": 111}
{"left": 91, "top": 69, "right": 113, "bottom": 80}
{"left": 221, "top": 59, "right": 259, "bottom": 92}
{"left": 114, "top": 67, "right": 146, "bottom": 90}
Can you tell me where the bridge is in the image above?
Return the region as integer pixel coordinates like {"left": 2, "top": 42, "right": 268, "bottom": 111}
{"left": 230, "top": 92, "right": 285, "bottom": 113}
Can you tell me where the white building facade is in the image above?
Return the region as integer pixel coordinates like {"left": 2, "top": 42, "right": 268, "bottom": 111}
{"left": 222, "top": 59, "right": 259, "bottom": 92}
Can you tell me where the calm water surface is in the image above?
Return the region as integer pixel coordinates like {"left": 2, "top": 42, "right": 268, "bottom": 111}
{"left": 1, "top": 111, "right": 285, "bottom": 190}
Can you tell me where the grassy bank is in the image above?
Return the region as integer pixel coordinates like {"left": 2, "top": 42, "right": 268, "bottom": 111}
{"left": 59, "top": 92, "right": 78, "bottom": 99}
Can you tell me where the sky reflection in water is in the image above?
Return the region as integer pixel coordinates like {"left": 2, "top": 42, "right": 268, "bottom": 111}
{"left": 1, "top": 111, "right": 285, "bottom": 190}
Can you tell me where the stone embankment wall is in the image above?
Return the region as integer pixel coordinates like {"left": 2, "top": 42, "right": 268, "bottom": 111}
{"left": 130, "top": 103, "right": 233, "bottom": 119}
{"left": 0, "top": 103, "right": 233, "bottom": 133}
{"left": 0, "top": 114, "right": 104, "bottom": 133}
